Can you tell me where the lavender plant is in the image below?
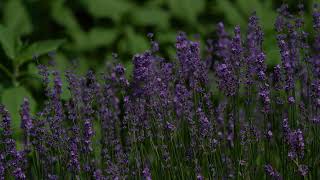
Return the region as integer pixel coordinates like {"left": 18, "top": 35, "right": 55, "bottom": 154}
{"left": 1, "top": 4, "right": 320, "bottom": 180}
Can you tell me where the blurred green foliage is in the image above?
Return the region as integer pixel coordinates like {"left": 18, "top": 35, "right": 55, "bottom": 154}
{"left": 0, "top": 0, "right": 320, "bottom": 125}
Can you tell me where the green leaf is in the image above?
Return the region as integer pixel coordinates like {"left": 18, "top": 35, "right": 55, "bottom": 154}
{"left": 157, "top": 31, "right": 177, "bottom": 44}
{"left": 3, "top": 0, "right": 33, "bottom": 36}
{"left": 51, "top": 0, "right": 81, "bottom": 33}
{"left": 0, "top": 25, "right": 18, "bottom": 59}
{"left": 168, "top": 0, "right": 205, "bottom": 24}
{"left": 236, "top": 0, "right": 261, "bottom": 16}
{"left": 215, "top": 0, "right": 246, "bottom": 27}
{"left": 83, "top": 0, "right": 132, "bottom": 22}
{"left": 119, "top": 27, "right": 149, "bottom": 54}
{"left": 16, "top": 39, "right": 65, "bottom": 64}
{"left": 130, "top": 7, "right": 170, "bottom": 29}
{"left": 87, "top": 27, "right": 118, "bottom": 48}
{"left": 1, "top": 86, "right": 36, "bottom": 132}
{"left": 258, "top": 1, "right": 277, "bottom": 33}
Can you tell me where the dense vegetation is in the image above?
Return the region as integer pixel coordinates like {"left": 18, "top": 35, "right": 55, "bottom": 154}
{"left": 2, "top": 1, "right": 320, "bottom": 180}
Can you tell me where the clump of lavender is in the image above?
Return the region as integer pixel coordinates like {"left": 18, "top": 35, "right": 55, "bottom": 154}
{"left": 3, "top": 3, "right": 320, "bottom": 179}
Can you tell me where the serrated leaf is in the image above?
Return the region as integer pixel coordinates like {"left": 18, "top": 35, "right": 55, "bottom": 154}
{"left": 83, "top": 0, "right": 132, "bottom": 22}
{"left": 17, "top": 39, "right": 65, "bottom": 64}
{"left": 1, "top": 86, "right": 36, "bottom": 132}
{"left": 88, "top": 28, "right": 118, "bottom": 48}
{"left": 0, "top": 25, "right": 18, "bottom": 59}
{"left": 131, "top": 7, "right": 170, "bottom": 29}
{"left": 168, "top": 0, "right": 205, "bottom": 24}
{"left": 3, "top": 0, "right": 33, "bottom": 36}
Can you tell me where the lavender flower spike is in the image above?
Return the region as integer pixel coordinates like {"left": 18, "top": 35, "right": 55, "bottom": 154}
{"left": 264, "top": 164, "right": 282, "bottom": 180}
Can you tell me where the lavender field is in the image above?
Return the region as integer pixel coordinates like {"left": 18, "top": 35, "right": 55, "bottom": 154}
{"left": 1, "top": 3, "right": 320, "bottom": 180}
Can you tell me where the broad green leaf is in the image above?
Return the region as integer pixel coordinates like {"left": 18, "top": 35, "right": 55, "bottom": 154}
{"left": 157, "top": 31, "right": 177, "bottom": 43}
{"left": 51, "top": 0, "right": 81, "bottom": 32}
{"left": 168, "top": 0, "right": 205, "bottom": 24}
{"left": 87, "top": 28, "right": 118, "bottom": 48}
{"left": 83, "top": 0, "right": 132, "bottom": 22}
{"left": 1, "top": 86, "right": 36, "bottom": 132}
{"left": 3, "top": 0, "right": 33, "bottom": 36}
{"left": 130, "top": 7, "right": 170, "bottom": 29}
{"left": 16, "top": 39, "right": 65, "bottom": 64}
{"left": 236, "top": 0, "right": 261, "bottom": 16}
{"left": 119, "top": 27, "right": 149, "bottom": 54}
{"left": 0, "top": 25, "right": 18, "bottom": 59}
{"left": 51, "top": 0, "right": 85, "bottom": 49}
{"left": 215, "top": 0, "right": 246, "bottom": 28}
{"left": 259, "top": 1, "right": 277, "bottom": 32}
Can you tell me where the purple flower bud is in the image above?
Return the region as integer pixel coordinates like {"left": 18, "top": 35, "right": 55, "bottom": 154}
{"left": 288, "top": 96, "right": 295, "bottom": 104}
{"left": 298, "top": 164, "right": 308, "bottom": 176}
{"left": 143, "top": 167, "right": 152, "bottom": 180}
{"left": 264, "top": 164, "right": 282, "bottom": 180}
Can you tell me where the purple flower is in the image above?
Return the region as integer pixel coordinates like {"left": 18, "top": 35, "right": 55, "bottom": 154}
{"left": 288, "top": 96, "right": 295, "bottom": 104}
{"left": 215, "top": 24, "right": 241, "bottom": 96}
{"left": 264, "top": 164, "right": 282, "bottom": 180}
{"left": 197, "top": 107, "right": 212, "bottom": 138}
{"left": 313, "top": 4, "right": 320, "bottom": 31}
{"left": 266, "top": 130, "right": 273, "bottom": 140}
{"left": 0, "top": 154, "right": 4, "bottom": 180}
{"left": 132, "top": 51, "right": 156, "bottom": 97}
{"left": 0, "top": 105, "right": 26, "bottom": 179}
{"left": 142, "top": 167, "right": 152, "bottom": 180}
{"left": 20, "top": 98, "right": 33, "bottom": 132}
{"left": 196, "top": 174, "right": 204, "bottom": 180}
{"left": 272, "top": 65, "right": 283, "bottom": 91}
{"left": 298, "top": 164, "right": 308, "bottom": 176}
{"left": 176, "top": 32, "right": 208, "bottom": 89}
{"left": 215, "top": 63, "right": 237, "bottom": 96}
{"left": 20, "top": 98, "right": 33, "bottom": 152}
{"left": 67, "top": 139, "right": 80, "bottom": 173}
{"left": 285, "top": 129, "right": 305, "bottom": 160}
{"left": 93, "top": 169, "right": 105, "bottom": 180}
